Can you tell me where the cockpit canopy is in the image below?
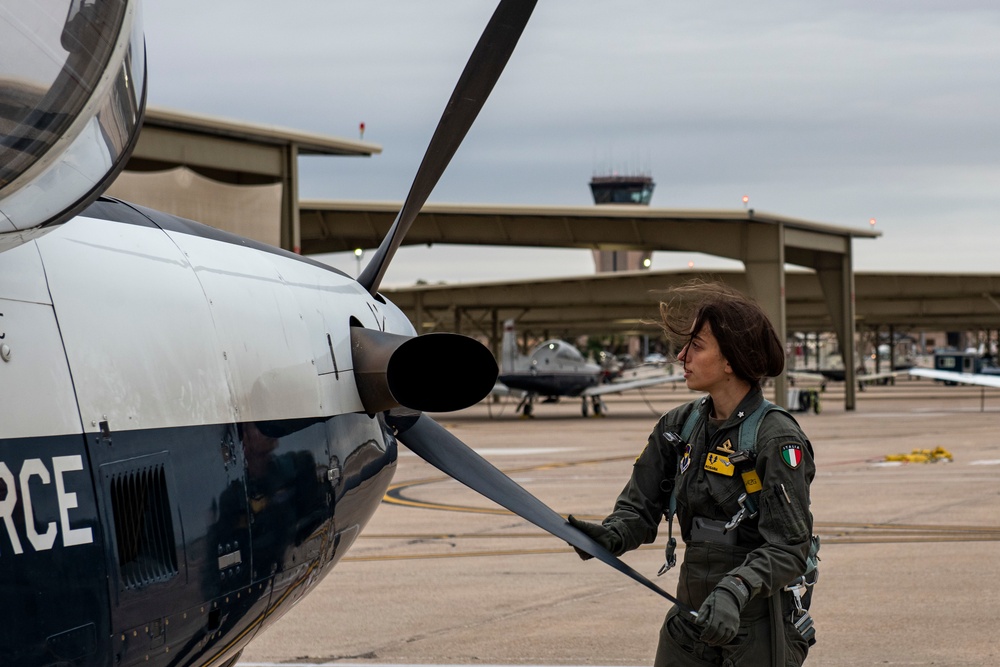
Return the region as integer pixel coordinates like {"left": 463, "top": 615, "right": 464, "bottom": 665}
{"left": 0, "top": 0, "right": 145, "bottom": 232}
{"left": 530, "top": 340, "right": 588, "bottom": 369}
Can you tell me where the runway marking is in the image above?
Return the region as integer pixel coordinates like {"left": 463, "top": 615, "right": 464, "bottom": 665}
{"left": 340, "top": 521, "right": 1000, "bottom": 563}
{"left": 376, "top": 455, "right": 1000, "bottom": 558}
{"left": 969, "top": 459, "right": 1000, "bottom": 465}
{"left": 383, "top": 454, "right": 634, "bottom": 513}
{"left": 399, "top": 447, "right": 577, "bottom": 457}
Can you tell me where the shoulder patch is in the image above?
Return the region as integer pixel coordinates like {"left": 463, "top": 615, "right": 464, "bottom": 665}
{"left": 780, "top": 443, "right": 803, "bottom": 469}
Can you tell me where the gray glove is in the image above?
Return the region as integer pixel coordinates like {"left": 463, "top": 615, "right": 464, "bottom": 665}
{"left": 566, "top": 515, "right": 623, "bottom": 560}
{"left": 695, "top": 575, "right": 750, "bottom": 645}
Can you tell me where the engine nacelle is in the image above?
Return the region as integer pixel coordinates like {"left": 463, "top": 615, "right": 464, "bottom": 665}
{"left": 350, "top": 328, "right": 498, "bottom": 414}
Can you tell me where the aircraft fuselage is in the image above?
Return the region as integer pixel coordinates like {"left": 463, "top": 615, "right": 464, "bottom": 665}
{"left": 499, "top": 338, "right": 602, "bottom": 398}
{"left": 0, "top": 198, "right": 407, "bottom": 667}
{"left": 497, "top": 371, "right": 599, "bottom": 397}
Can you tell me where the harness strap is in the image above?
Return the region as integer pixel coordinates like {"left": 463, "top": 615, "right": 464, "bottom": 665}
{"left": 668, "top": 397, "right": 784, "bottom": 517}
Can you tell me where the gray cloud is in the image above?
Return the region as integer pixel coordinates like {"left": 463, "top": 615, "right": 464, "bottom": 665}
{"left": 142, "top": 1, "right": 1000, "bottom": 281}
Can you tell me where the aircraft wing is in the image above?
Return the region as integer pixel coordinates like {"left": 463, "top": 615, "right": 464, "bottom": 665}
{"left": 582, "top": 373, "right": 686, "bottom": 396}
{"left": 859, "top": 370, "right": 903, "bottom": 383}
{"left": 489, "top": 380, "right": 523, "bottom": 398}
{"left": 908, "top": 367, "right": 1000, "bottom": 388}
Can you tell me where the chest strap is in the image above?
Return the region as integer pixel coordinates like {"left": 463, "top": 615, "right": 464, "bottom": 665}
{"left": 659, "top": 397, "right": 787, "bottom": 575}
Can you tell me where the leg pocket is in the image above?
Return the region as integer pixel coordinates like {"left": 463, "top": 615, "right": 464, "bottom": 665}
{"left": 782, "top": 618, "right": 810, "bottom": 667}
{"left": 654, "top": 609, "right": 723, "bottom": 667}
{"left": 719, "top": 622, "right": 758, "bottom": 666}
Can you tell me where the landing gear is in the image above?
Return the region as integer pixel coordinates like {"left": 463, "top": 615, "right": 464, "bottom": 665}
{"left": 593, "top": 396, "right": 606, "bottom": 417}
{"left": 582, "top": 396, "right": 606, "bottom": 417}
{"left": 517, "top": 394, "right": 536, "bottom": 418}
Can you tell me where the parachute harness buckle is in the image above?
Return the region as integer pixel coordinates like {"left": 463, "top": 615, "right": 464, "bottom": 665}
{"left": 784, "top": 576, "right": 816, "bottom": 643}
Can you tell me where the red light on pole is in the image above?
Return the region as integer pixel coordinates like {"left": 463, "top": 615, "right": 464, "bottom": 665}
{"left": 742, "top": 195, "right": 749, "bottom": 208}
{"left": 359, "top": 122, "right": 366, "bottom": 139}
{"left": 869, "top": 217, "right": 876, "bottom": 227}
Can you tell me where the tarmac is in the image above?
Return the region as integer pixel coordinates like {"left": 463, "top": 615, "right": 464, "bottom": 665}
{"left": 239, "top": 377, "right": 1000, "bottom": 666}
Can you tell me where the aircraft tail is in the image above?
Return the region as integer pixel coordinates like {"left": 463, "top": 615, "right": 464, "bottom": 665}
{"left": 501, "top": 319, "right": 519, "bottom": 374}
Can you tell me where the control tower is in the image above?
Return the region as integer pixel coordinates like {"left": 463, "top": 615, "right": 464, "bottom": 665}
{"left": 589, "top": 174, "right": 655, "bottom": 205}
{"left": 589, "top": 173, "right": 655, "bottom": 272}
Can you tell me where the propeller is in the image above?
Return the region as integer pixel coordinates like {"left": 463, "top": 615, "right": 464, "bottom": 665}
{"left": 386, "top": 411, "right": 692, "bottom": 612}
{"left": 358, "top": 0, "right": 537, "bottom": 295}
{"left": 354, "top": 0, "right": 692, "bottom": 611}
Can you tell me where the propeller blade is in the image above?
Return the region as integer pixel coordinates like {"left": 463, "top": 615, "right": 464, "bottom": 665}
{"left": 386, "top": 411, "right": 694, "bottom": 612}
{"left": 359, "top": 0, "right": 537, "bottom": 295}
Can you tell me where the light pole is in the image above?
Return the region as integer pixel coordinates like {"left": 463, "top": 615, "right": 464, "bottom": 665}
{"left": 354, "top": 248, "right": 363, "bottom": 277}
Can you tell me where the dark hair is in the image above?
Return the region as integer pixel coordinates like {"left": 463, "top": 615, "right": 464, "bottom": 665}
{"left": 659, "top": 280, "right": 784, "bottom": 385}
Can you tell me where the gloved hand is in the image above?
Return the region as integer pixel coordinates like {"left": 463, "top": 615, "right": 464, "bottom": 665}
{"left": 695, "top": 575, "right": 751, "bottom": 645}
{"left": 566, "top": 515, "right": 623, "bottom": 560}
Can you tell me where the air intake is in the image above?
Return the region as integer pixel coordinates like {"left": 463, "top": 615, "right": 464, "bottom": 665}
{"left": 109, "top": 463, "right": 178, "bottom": 590}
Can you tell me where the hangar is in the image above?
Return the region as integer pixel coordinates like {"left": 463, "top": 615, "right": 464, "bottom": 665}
{"left": 112, "top": 107, "right": 998, "bottom": 412}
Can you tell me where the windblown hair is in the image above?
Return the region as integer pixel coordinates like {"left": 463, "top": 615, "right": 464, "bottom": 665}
{"left": 659, "top": 280, "right": 784, "bottom": 385}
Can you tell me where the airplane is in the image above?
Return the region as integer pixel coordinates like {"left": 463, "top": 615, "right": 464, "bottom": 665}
{"left": 908, "top": 366, "right": 1000, "bottom": 388}
{"left": 789, "top": 367, "right": 902, "bottom": 392}
{"left": 498, "top": 319, "right": 685, "bottom": 417}
{"left": 0, "top": 2, "right": 682, "bottom": 666}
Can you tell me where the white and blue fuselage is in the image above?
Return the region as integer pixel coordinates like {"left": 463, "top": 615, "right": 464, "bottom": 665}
{"left": 0, "top": 199, "right": 410, "bottom": 666}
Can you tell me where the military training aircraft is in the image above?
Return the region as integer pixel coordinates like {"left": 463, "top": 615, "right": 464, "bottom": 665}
{"left": 908, "top": 366, "right": 1000, "bottom": 388}
{"left": 0, "top": 2, "right": 684, "bottom": 666}
{"left": 497, "top": 320, "right": 684, "bottom": 416}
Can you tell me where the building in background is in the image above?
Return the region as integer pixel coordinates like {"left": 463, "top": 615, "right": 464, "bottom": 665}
{"left": 589, "top": 173, "right": 655, "bottom": 273}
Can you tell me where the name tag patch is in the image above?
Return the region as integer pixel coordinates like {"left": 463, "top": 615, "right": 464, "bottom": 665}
{"left": 741, "top": 470, "right": 762, "bottom": 493}
{"left": 704, "top": 453, "right": 735, "bottom": 476}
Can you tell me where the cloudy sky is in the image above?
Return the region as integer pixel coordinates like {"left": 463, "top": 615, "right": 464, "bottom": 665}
{"left": 142, "top": 1, "right": 1000, "bottom": 285}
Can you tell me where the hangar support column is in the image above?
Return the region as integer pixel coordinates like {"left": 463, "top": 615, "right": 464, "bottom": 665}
{"left": 280, "top": 142, "right": 301, "bottom": 253}
{"left": 742, "top": 221, "right": 788, "bottom": 408}
{"left": 814, "top": 250, "right": 858, "bottom": 410}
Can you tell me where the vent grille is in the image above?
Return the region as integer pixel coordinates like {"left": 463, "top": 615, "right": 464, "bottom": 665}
{"left": 109, "top": 464, "right": 178, "bottom": 589}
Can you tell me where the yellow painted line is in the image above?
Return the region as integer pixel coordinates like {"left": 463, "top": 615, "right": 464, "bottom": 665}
{"left": 342, "top": 527, "right": 1000, "bottom": 563}
{"left": 383, "top": 454, "right": 634, "bottom": 514}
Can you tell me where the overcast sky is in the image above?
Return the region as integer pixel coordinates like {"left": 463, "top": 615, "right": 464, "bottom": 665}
{"left": 142, "top": 1, "right": 1000, "bottom": 286}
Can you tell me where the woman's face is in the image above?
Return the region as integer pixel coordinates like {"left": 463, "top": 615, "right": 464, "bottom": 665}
{"left": 677, "top": 322, "right": 732, "bottom": 394}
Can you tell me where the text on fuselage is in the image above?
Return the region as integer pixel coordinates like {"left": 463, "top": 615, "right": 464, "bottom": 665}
{"left": 0, "top": 455, "right": 94, "bottom": 555}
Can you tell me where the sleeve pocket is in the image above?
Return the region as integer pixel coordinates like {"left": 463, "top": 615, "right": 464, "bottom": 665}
{"left": 759, "top": 485, "right": 810, "bottom": 544}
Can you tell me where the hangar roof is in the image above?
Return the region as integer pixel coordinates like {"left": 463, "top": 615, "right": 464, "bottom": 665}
{"left": 123, "top": 106, "right": 382, "bottom": 250}
{"left": 381, "top": 268, "right": 1000, "bottom": 337}
{"left": 140, "top": 106, "right": 381, "bottom": 162}
{"left": 299, "top": 200, "right": 879, "bottom": 260}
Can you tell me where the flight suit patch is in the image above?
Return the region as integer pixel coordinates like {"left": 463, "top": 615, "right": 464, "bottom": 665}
{"left": 716, "top": 439, "right": 735, "bottom": 455}
{"left": 741, "top": 469, "right": 762, "bottom": 493}
{"left": 680, "top": 444, "right": 692, "bottom": 473}
{"left": 781, "top": 443, "right": 804, "bottom": 469}
{"left": 704, "top": 453, "right": 735, "bottom": 476}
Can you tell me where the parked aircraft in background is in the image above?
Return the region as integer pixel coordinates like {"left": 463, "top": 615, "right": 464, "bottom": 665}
{"left": 0, "top": 2, "right": 681, "bottom": 665}
{"left": 909, "top": 367, "right": 1000, "bottom": 388}
{"left": 497, "top": 320, "right": 684, "bottom": 416}
{"left": 789, "top": 368, "right": 903, "bottom": 391}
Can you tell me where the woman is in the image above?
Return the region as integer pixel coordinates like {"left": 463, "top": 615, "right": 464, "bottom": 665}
{"left": 569, "top": 282, "right": 817, "bottom": 666}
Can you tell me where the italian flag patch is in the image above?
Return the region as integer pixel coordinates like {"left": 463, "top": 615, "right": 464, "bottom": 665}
{"left": 781, "top": 443, "right": 803, "bottom": 469}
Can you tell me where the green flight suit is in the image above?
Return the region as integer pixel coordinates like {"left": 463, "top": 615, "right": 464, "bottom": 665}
{"left": 599, "top": 386, "right": 816, "bottom": 666}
